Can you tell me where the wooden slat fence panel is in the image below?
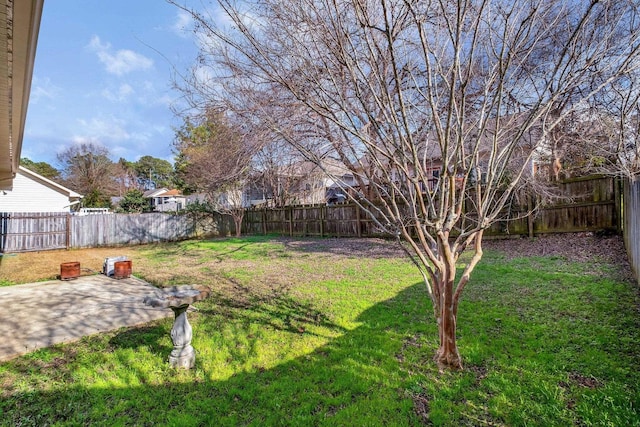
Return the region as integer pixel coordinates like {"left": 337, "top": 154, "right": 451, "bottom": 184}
{"left": 0, "top": 212, "right": 198, "bottom": 252}
{"left": 623, "top": 179, "right": 640, "bottom": 284}
{"left": 533, "top": 176, "right": 618, "bottom": 233}
{"left": 70, "top": 213, "right": 196, "bottom": 248}
{"left": 0, "top": 212, "right": 68, "bottom": 252}
{"left": 242, "top": 209, "right": 264, "bottom": 235}
{"left": 243, "top": 176, "right": 620, "bottom": 238}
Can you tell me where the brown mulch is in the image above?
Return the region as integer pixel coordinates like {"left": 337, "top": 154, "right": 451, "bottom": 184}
{"left": 483, "top": 232, "right": 627, "bottom": 264}
{"left": 0, "top": 246, "right": 138, "bottom": 284}
{"left": 278, "top": 236, "right": 407, "bottom": 259}
{"left": 275, "top": 232, "right": 636, "bottom": 283}
{"left": 277, "top": 232, "right": 631, "bottom": 268}
{"left": 483, "top": 232, "right": 636, "bottom": 282}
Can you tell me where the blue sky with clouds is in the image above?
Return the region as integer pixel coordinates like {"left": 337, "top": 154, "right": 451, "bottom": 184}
{"left": 22, "top": 1, "right": 199, "bottom": 168}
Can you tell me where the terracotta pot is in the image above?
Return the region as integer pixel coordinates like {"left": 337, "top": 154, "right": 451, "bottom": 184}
{"left": 113, "top": 260, "right": 132, "bottom": 279}
{"left": 60, "top": 262, "right": 80, "bottom": 280}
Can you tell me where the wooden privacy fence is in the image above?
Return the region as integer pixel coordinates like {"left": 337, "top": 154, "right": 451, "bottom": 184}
{"left": 71, "top": 213, "right": 195, "bottom": 248}
{"left": 0, "top": 212, "right": 70, "bottom": 253}
{"left": 623, "top": 179, "right": 640, "bottom": 284}
{"left": 243, "top": 176, "right": 622, "bottom": 238}
{"left": 0, "top": 175, "right": 628, "bottom": 254}
{"left": 0, "top": 213, "right": 197, "bottom": 253}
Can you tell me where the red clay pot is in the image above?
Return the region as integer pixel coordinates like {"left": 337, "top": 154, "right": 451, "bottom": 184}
{"left": 113, "top": 260, "right": 132, "bottom": 279}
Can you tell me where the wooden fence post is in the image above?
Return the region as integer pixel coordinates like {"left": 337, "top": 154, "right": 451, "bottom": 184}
{"left": 66, "top": 213, "right": 71, "bottom": 249}
{"left": 614, "top": 177, "right": 622, "bottom": 234}
{"left": 288, "top": 206, "right": 293, "bottom": 237}
{"left": 303, "top": 206, "right": 308, "bottom": 236}
{"left": 527, "top": 195, "right": 534, "bottom": 238}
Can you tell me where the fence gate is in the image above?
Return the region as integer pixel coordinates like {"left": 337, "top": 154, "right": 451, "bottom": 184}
{"left": 0, "top": 212, "right": 70, "bottom": 253}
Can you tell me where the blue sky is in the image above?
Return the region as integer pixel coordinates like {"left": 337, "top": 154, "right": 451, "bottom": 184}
{"left": 22, "top": 1, "right": 200, "bottom": 168}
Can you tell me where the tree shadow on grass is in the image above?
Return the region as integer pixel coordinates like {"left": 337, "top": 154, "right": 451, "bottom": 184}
{"left": 1, "top": 282, "right": 430, "bottom": 426}
{"left": 4, "top": 272, "right": 640, "bottom": 426}
{"left": 199, "top": 277, "right": 350, "bottom": 337}
{"left": 108, "top": 324, "right": 172, "bottom": 355}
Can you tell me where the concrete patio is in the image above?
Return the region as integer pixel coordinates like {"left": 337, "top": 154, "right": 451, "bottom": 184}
{"left": 0, "top": 274, "right": 172, "bottom": 362}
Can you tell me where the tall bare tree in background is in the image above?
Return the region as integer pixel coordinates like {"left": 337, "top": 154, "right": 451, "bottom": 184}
{"left": 171, "top": 0, "right": 640, "bottom": 370}
{"left": 57, "top": 142, "right": 116, "bottom": 208}
{"left": 174, "top": 110, "right": 256, "bottom": 236}
{"left": 534, "top": 72, "right": 640, "bottom": 181}
{"left": 571, "top": 72, "right": 640, "bottom": 180}
{"left": 252, "top": 139, "right": 308, "bottom": 207}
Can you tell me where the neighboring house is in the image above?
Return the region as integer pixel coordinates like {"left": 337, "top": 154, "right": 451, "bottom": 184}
{"left": 246, "top": 158, "right": 358, "bottom": 207}
{"left": 144, "top": 188, "right": 186, "bottom": 212}
{"left": 0, "top": 166, "right": 83, "bottom": 212}
{"left": 0, "top": 1, "right": 44, "bottom": 190}
{"left": 185, "top": 193, "right": 208, "bottom": 206}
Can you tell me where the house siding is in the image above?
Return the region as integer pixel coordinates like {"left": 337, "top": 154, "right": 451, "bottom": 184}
{"left": 0, "top": 172, "right": 72, "bottom": 212}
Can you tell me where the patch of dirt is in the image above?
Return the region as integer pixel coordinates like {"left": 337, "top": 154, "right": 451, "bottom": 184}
{"left": 467, "top": 364, "right": 489, "bottom": 382}
{"left": 412, "top": 393, "right": 432, "bottom": 425}
{"left": 484, "top": 232, "right": 635, "bottom": 281}
{"left": 568, "top": 372, "right": 601, "bottom": 389}
{"left": 0, "top": 247, "right": 138, "bottom": 284}
{"left": 483, "top": 232, "right": 624, "bottom": 263}
{"left": 278, "top": 237, "right": 406, "bottom": 259}
{"left": 559, "top": 372, "right": 601, "bottom": 390}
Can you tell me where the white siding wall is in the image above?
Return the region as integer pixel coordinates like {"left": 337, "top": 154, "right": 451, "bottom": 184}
{"left": 0, "top": 172, "right": 71, "bottom": 212}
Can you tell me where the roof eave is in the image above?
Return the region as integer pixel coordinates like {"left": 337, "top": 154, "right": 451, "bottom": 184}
{"left": 0, "top": 0, "right": 44, "bottom": 190}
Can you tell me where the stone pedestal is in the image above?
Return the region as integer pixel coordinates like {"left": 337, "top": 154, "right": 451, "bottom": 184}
{"left": 169, "top": 305, "right": 195, "bottom": 369}
{"left": 143, "top": 285, "right": 210, "bottom": 369}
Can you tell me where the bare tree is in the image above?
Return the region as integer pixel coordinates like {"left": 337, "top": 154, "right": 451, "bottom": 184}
{"left": 174, "top": 109, "right": 256, "bottom": 236}
{"left": 171, "top": 0, "right": 640, "bottom": 370}
{"left": 57, "top": 142, "right": 116, "bottom": 208}
{"left": 252, "top": 140, "right": 309, "bottom": 207}
{"left": 572, "top": 73, "right": 640, "bottom": 180}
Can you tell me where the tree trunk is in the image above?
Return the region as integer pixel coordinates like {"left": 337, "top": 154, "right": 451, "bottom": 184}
{"left": 232, "top": 210, "right": 244, "bottom": 237}
{"left": 434, "top": 296, "right": 462, "bottom": 370}
{"left": 433, "top": 244, "right": 463, "bottom": 370}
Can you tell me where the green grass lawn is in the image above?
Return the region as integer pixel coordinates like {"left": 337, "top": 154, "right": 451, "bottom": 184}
{"left": 1, "top": 236, "right": 638, "bottom": 426}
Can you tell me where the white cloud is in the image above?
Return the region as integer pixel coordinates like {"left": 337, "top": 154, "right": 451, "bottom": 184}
{"left": 29, "top": 76, "right": 61, "bottom": 104}
{"left": 76, "top": 115, "right": 131, "bottom": 142}
{"left": 194, "top": 65, "right": 215, "bottom": 87}
{"left": 102, "top": 83, "right": 135, "bottom": 102}
{"left": 88, "top": 35, "right": 153, "bottom": 76}
{"left": 71, "top": 135, "right": 105, "bottom": 146}
{"left": 137, "top": 80, "right": 176, "bottom": 107}
{"left": 101, "top": 83, "right": 135, "bottom": 102}
{"left": 172, "top": 11, "right": 193, "bottom": 37}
